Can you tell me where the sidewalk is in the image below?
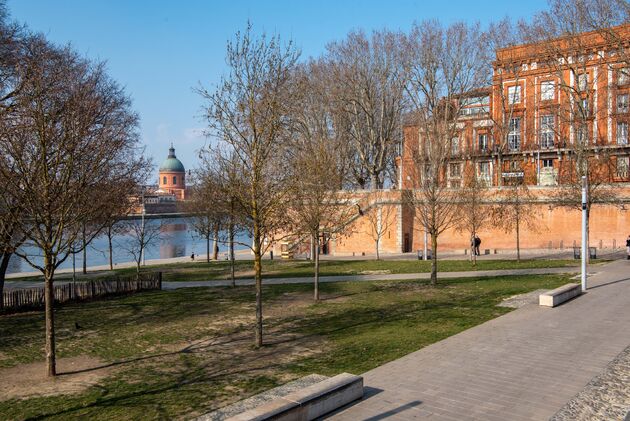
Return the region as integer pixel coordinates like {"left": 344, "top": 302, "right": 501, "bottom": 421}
{"left": 3, "top": 266, "right": 581, "bottom": 291}
{"left": 326, "top": 260, "right": 630, "bottom": 420}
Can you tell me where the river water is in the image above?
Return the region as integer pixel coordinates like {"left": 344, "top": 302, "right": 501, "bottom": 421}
{"left": 6, "top": 217, "right": 251, "bottom": 275}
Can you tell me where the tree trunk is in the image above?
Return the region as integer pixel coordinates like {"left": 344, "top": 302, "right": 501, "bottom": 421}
{"left": 314, "top": 233, "right": 320, "bottom": 301}
{"left": 108, "top": 226, "right": 114, "bottom": 271}
{"left": 516, "top": 215, "right": 521, "bottom": 262}
{"left": 44, "top": 256, "right": 56, "bottom": 377}
{"left": 213, "top": 227, "right": 219, "bottom": 261}
{"left": 471, "top": 232, "right": 477, "bottom": 266}
{"left": 253, "top": 236, "right": 263, "bottom": 348}
{"left": 370, "top": 173, "right": 379, "bottom": 191}
{"left": 229, "top": 223, "right": 235, "bottom": 287}
{"left": 206, "top": 235, "right": 210, "bottom": 263}
{"left": 430, "top": 233, "right": 438, "bottom": 286}
{"left": 0, "top": 252, "right": 11, "bottom": 311}
{"left": 375, "top": 238, "right": 380, "bottom": 260}
{"left": 82, "top": 226, "right": 87, "bottom": 275}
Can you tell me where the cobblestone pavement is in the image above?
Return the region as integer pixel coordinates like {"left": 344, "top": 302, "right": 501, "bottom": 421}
{"left": 551, "top": 344, "right": 630, "bottom": 421}
{"left": 327, "top": 260, "right": 630, "bottom": 420}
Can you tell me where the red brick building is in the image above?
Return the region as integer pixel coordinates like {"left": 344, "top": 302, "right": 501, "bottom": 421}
{"left": 331, "top": 25, "right": 630, "bottom": 256}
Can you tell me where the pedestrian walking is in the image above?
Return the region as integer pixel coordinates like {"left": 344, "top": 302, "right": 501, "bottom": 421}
{"left": 626, "top": 235, "right": 630, "bottom": 260}
{"left": 191, "top": 252, "right": 195, "bottom": 261}
{"left": 474, "top": 236, "right": 481, "bottom": 256}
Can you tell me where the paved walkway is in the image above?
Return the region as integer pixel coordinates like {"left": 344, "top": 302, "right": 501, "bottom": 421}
{"left": 327, "top": 259, "right": 630, "bottom": 421}
{"left": 3, "top": 266, "right": 580, "bottom": 291}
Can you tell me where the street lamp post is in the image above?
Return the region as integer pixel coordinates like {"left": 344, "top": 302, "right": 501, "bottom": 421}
{"left": 581, "top": 175, "right": 587, "bottom": 292}
{"left": 141, "top": 192, "right": 146, "bottom": 267}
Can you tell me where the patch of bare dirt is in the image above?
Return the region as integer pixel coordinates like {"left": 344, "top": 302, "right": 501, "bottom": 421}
{"left": 0, "top": 355, "right": 114, "bottom": 402}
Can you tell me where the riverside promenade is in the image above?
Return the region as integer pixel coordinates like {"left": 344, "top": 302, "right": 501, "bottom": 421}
{"left": 4, "top": 266, "right": 579, "bottom": 291}
{"left": 327, "top": 259, "right": 630, "bottom": 420}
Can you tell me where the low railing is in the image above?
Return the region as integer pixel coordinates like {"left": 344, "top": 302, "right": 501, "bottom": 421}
{"left": 2, "top": 272, "right": 162, "bottom": 314}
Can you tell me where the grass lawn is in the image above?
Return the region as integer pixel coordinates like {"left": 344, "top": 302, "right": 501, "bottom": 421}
{"left": 0, "top": 272, "right": 572, "bottom": 420}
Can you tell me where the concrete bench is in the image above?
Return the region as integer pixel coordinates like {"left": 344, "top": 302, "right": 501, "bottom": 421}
{"left": 227, "top": 373, "right": 363, "bottom": 421}
{"left": 539, "top": 283, "right": 582, "bottom": 307}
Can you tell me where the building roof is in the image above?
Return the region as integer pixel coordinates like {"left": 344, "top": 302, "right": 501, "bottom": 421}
{"left": 159, "top": 145, "right": 185, "bottom": 173}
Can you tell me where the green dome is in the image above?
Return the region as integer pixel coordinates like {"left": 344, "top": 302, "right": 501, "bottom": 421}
{"left": 159, "top": 145, "right": 185, "bottom": 173}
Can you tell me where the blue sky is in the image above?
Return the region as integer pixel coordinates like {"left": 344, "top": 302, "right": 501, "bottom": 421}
{"left": 8, "top": 0, "right": 548, "bottom": 180}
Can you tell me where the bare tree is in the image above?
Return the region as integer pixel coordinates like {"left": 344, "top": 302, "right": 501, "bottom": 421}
{"left": 495, "top": 179, "right": 540, "bottom": 261}
{"left": 287, "top": 61, "right": 356, "bottom": 299}
{"left": 186, "top": 170, "right": 225, "bottom": 263}
{"left": 456, "top": 166, "right": 492, "bottom": 265}
{"left": 326, "top": 29, "right": 408, "bottom": 189}
{"left": 361, "top": 191, "right": 397, "bottom": 260}
{"left": 405, "top": 20, "right": 487, "bottom": 285}
{"left": 0, "top": 38, "right": 148, "bottom": 376}
{"left": 198, "top": 23, "right": 299, "bottom": 347}
{"left": 120, "top": 219, "right": 162, "bottom": 274}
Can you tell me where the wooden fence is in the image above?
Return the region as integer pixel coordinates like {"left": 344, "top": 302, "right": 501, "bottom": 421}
{"left": 2, "top": 272, "right": 162, "bottom": 314}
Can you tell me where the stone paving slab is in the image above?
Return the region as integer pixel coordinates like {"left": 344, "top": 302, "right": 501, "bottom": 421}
{"left": 326, "top": 260, "right": 630, "bottom": 420}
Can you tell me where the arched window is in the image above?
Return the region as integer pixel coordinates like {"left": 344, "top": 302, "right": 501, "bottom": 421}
{"left": 173, "top": 176, "right": 177, "bottom": 185}
{"left": 162, "top": 176, "right": 167, "bottom": 185}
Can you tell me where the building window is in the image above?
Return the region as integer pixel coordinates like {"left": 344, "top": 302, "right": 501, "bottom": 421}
{"left": 450, "top": 137, "right": 459, "bottom": 155}
{"left": 162, "top": 176, "right": 167, "bottom": 185}
{"left": 618, "top": 68, "right": 629, "bottom": 86}
{"left": 578, "top": 73, "right": 588, "bottom": 91}
{"left": 449, "top": 163, "right": 461, "bottom": 178}
{"left": 478, "top": 134, "right": 488, "bottom": 151}
{"left": 509, "top": 160, "right": 519, "bottom": 171}
{"left": 508, "top": 85, "right": 521, "bottom": 104}
{"left": 542, "top": 159, "right": 554, "bottom": 168}
{"left": 617, "top": 156, "right": 629, "bottom": 178}
{"left": 541, "top": 81, "right": 555, "bottom": 100}
{"left": 508, "top": 118, "right": 521, "bottom": 151}
{"left": 580, "top": 98, "right": 590, "bottom": 117}
{"left": 478, "top": 162, "right": 491, "bottom": 183}
{"left": 617, "top": 94, "right": 629, "bottom": 113}
{"left": 540, "top": 115, "right": 555, "bottom": 149}
{"left": 459, "top": 95, "right": 490, "bottom": 116}
{"left": 618, "top": 122, "right": 629, "bottom": 145}
{"left": 173, "top": 176, "right": 177, "bottom": 185}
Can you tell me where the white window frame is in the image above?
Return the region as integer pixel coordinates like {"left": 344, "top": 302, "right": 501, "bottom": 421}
{"left": 578, "top": 73, "right": 588, "bottom": 91}
{"left": 450, "top": 137, "right": 459, "bottom": 155}
{"left": 540, "top": 115, "right": 555, "bottom": 149}
{"left": 542, "top": 159, "right": 554, "bottom": 168}
{"left": 508, "top": 118, "right": 521, "bottom": 151}
{"left": 617, "top": 94, "right": 629, "bottom": 113}
{"left": 449, "top": 162, "right": 461, "bottom": 178}
{"left": 478, "top": 161, "right": 491, "bottom": 181}
{"left": 508, "top": 85, "right": 521, "bottom": 104}
{"left": 541, "top": 81, "right": 555, "bottom": 100}
{"left": 617, "top": 156, "right": 629, "bottom": 177}
{"left": 617, "top": 68, "right": 629, "bottom": 86}
{"left": 478, "top": 133, "right": 488, "bottom": 151}
{"left": 617, "top": 122, "right": 629, "bottom": 145}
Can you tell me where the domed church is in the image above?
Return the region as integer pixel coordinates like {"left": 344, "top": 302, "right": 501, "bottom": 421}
{"left": 158, "top": 144, "right": 187, "bottom": 200}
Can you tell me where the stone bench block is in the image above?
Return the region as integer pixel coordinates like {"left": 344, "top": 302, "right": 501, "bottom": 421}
{"left": 227, "top": 373, "right": 363, "bottom": 421}
{"left": 539, "top": 283, "right": 582, "bottom": 307}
